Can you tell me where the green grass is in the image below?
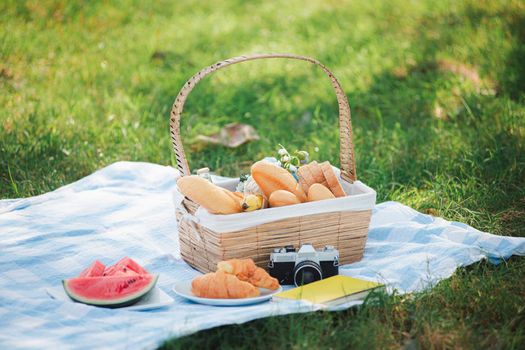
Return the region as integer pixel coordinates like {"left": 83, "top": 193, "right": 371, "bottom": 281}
{"left": 1, "top": 0, "right": 524, "bottom": 348}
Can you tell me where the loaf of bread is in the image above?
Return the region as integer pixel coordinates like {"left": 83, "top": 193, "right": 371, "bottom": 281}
{"left": 251, "top": 161, "right": 307, "bottom": 202}
{"left": 297, "top": 161, "right": 328, "bottom": 193}
{"left": 319, "top": 162, "right": 346, "bottom": 197}
{"left": 308, "top": 161, "right": 329, "bottom": 186}
{"left": 297, "top": 163, "right": 315, "bottom": 193}
{"left": 307, "top": 183, "right": 336, "bottom": 202}
{"left": 269, "top": 190, "right": 301, "bottom": 207}
{"left": 177, "top": 175, "right": 242, "bottom": 214}
{"left": 224, "top": 190, "right": 244, "bottom": 202}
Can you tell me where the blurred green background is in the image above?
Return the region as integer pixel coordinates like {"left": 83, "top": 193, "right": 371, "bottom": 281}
{"left": 1, "top": 0, "right": 524, "bottom": 348}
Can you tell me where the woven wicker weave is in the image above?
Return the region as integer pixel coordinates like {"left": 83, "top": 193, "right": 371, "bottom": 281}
{"left": 170, "top": 54, "right": 372, "bottom": 273}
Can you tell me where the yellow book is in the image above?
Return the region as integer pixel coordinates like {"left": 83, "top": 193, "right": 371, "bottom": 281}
{"left": 273, "top": 275, "right": 384, "bottom": 306}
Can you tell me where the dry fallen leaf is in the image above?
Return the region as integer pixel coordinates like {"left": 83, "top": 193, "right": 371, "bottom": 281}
{"left": 392, "top": 66, "right": 408, "bottom": 79}
{"left": 433, "top": 104, "right": 446, "bottom": 120}
{"left": 436, "top": 59, "right": 482, "bottom": 89}
{"left": 425, "top": 208, "right": 439, "bottom": 216}
{"left": 194, "top": 122, "right": 259, "bottom": 148}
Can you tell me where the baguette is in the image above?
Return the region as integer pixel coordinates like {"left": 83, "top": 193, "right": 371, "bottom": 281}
{"left": 177, "top": 175, "right": 242, "bottom": 214}
{"left": 251, "top": 161, "right": 307, "bottom": 202}
{"left": 225, "top": 190, "right": 244, "bottom": 202}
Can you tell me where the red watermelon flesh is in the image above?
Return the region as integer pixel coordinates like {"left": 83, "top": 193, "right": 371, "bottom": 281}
{"left": 103, "top": 257, "right": 149, "bottom": 277}
{"left": 78, "top": 260, "right": 106, "bottom": 278}
{"left": 63, "top": 274, "right": 158, "bottom": 308}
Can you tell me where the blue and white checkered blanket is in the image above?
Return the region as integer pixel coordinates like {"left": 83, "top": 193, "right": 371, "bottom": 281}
{"left": 1, "top": 161, "right": 524, "bottom": 349}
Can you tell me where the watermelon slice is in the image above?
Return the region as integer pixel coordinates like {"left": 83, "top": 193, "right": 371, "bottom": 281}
{"left": 63, "top": 274, "right": 158, "bottom": 308}
{"left": 78, "top": 260, "right": 106, "bottom": 278}
{"left": 103, "top": 257, "right": 149, "bottom": 277}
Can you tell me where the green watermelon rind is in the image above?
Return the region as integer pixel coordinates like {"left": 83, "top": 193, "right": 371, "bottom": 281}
{"left": 62, "top": 274, "right": 159, "bottom": 308}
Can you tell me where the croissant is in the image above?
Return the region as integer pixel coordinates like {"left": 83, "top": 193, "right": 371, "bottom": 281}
{"left": 191, "top": 270, "right": 260, "bottom": 299}
{"left": 217, "top": 259, "right": 280, "bottom": 290}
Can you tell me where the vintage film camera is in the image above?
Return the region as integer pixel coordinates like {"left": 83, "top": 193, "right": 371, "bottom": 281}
{"left": 268, "top": 244, "right": 339, "bottom": 286}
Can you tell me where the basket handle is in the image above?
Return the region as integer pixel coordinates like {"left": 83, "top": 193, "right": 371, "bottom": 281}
{"left": 169, "top": 53, "right": 357, "bottom": 182}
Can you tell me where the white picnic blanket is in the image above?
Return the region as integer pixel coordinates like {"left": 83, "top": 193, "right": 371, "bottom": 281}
{"left": 1, "top": 161, "right": 524, "bottom": 349}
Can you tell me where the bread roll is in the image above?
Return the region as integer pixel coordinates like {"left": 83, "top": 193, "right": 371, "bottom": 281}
{"left": 251, "top": 161, "right": 307, "bottom": 202}
{"left": 269, "top": 190, "right": 301, "bottom": 207}
{"left": 177, "top": 175, "right": 242, "bottom": 214}
{"left": 307, "top": 183, "right": 336, "bottom": 202}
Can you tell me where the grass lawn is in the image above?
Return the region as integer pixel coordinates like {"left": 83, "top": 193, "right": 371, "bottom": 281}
{"left": 1, "top": 0, "right": 524, "bottom": 348}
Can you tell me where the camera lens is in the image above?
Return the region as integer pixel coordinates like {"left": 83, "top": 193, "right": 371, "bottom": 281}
{"left": 293, "top": 260, "right": 322, "bottom": 286}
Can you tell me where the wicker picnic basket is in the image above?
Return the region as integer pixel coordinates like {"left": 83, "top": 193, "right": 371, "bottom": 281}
{"left": 170, "top": 54, "right": 374, "bottom": 273}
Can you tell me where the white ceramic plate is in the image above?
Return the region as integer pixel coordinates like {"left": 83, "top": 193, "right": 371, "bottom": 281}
{"left": 46, "top": 285, "right": 174, "bottom": 311}
{"left": 172, "top": 280, "right": 282, "bottom": 306}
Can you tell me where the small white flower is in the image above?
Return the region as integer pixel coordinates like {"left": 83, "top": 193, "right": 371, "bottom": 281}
{"left": 278, "top": 148, "right": 287, "bottom": 156}
{"left": 281, "top": 155, "right": 290, "bottom": 162}
{"left": 235, "top": 182, "right": 245, "bottom": 193}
